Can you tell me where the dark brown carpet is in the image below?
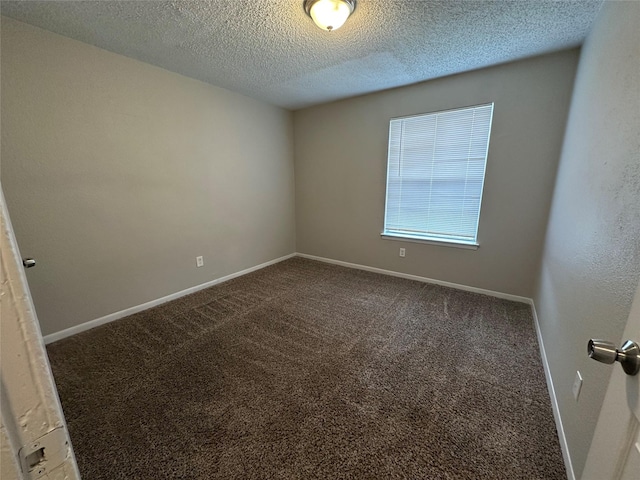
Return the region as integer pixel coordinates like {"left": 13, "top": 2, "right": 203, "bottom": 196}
{"left": 47, "top": 257, "right": 565, "bottom": 479}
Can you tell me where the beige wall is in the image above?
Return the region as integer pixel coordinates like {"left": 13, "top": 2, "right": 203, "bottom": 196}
{"left": 293, "top": 50, "right": 579, "bottom": 297}
{"left": 533, "top": 2, "right": 640, "bottom": 477}
{"left": 1, "top": 17, "right": 296, "bottom": 336}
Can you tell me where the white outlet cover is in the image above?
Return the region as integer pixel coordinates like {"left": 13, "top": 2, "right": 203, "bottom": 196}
{"left": 572, "top": 371, "right": 583, "bottom": 401}
{"left": 196, "top": 256, "right": 204, "bottom": 267}
{"left": 399, "top": 248, "right": 406, "bottom": 257}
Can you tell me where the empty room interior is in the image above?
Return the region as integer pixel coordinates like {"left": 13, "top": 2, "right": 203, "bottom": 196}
{"left": 1, "top": 0, "right": 639, "bottom": 479}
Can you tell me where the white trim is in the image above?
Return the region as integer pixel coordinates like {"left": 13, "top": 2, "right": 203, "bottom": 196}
{"left": 529, "top": 300, "right": 575, "bottom": 480}
{"left": 380, "top": 233, "right": 479, "bottom": 250}
{"left": 389, "top": 101, "right": 495, "bottom": 121}
{"left": 295, "top": 252, "right": 528, "bottom": 303}
{"left": 43, "top": 253, "right": 296, "bottom": 344}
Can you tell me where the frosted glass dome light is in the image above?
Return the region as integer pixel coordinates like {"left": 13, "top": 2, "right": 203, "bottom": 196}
{"left": 304, "top": 0, "right": 356, "bottom": 32}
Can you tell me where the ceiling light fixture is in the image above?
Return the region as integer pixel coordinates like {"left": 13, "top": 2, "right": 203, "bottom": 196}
{"left": 304, "top": 0, "right": 356, "bottom": 32}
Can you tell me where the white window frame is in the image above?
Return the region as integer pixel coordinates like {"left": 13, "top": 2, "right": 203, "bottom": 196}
{"left": 381, "top": 103, "right": 494, "bottom": 249}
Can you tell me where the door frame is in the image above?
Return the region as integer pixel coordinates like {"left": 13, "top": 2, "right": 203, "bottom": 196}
{"left": 0, "top": 186, "right": 80, "bottom": 479}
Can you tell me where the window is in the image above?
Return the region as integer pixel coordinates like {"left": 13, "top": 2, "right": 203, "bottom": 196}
{"left": 382, "top": 103, "right": 494, "bottom": 247}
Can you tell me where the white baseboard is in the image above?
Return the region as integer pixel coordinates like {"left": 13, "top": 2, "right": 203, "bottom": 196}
{"left": 295, "top": 252, "right": 531, "bottom": 304}
{"left": 529, "top": 300, "right": 575, "bottom": 480}
{"left": 43, "top": 253, "right": 296, "bottom": 344}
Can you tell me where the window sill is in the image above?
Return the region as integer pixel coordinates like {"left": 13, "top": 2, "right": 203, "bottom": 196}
{"left": 380, "top": 233, "right": 479, "bottom": 250}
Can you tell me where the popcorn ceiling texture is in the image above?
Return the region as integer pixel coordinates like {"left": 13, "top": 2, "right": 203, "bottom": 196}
{"left": 1, "top": 0, "right": 602, "bottom": 109}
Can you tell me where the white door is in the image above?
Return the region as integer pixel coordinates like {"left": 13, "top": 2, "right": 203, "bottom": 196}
{"left": 0, "top": 187, "right": 80, "bottom": 480}
{"left": 582, "top": 280, "right": 640, "bottom": 480}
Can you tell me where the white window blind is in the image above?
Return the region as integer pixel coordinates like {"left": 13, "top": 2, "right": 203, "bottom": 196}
{"left": 383, "top": 103, "right": 494, "bottom": 246}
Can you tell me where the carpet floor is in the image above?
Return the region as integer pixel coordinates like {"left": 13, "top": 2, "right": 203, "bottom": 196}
{"left": 47, "top": 257, "right": 565, "bottom": 479}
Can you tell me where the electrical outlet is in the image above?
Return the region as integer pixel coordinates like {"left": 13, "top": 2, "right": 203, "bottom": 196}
{"left": 399, "top": 248, "right": 406, "bottom": 257}
{"left": 196, "top": 256, "right": 204, "bottom": 268}
{"left": 572, "top": 371, "right": 583, "bottom": 401}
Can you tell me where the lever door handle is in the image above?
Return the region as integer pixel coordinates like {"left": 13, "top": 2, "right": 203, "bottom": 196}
{"left": 588, "top": 339, "right": 640, "bottom": 376}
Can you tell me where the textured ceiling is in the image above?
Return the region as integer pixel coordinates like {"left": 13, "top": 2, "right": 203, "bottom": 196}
{"left": 1, "top": 0, "right": 603, "bottom": 110}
